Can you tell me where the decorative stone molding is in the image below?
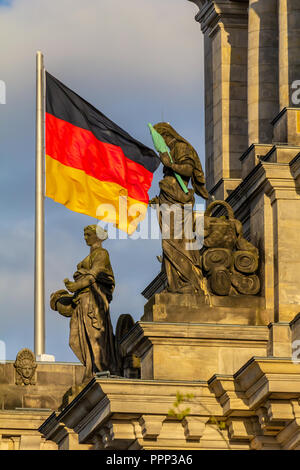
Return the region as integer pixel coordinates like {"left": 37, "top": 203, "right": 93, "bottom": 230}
{"left": 227, "top": 418, "right": 254, "bottom": 441}
{"left": 38, "top": 354, "right": 300, "bottom": 450}
{"left": 105, "top": 420, "right": 137, "bottom": 450}
{"left": 97, "top": 426, "right": 111, "bottom": 449}
{"left": 188, "top": 0, "right": 249, "bottom": 34}
{"left": 139, "top": 415, "right": 164, "bottom": 439}
{"left": 250, "top": 435, "right": 281, "bottom": 450}
{"left": 266, "top": 400, "right": 294, "bottom": 423}
{"left": 276, "top": 418, "right": 300, "bottom": 450}
{"left": 182, "top": 417, "right": 208, "bottom": 440}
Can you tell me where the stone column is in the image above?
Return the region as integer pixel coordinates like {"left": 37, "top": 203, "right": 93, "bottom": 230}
{"left": 273, "top": 0, "right": 300, "bottom": 147}
{"left": 278, "top": 0, "right": 300, "bottom": 109}
{"left": 248, "top": 0, "right": 279, "bottom": 145}
{"left": 190, "top": 0, "right": 249, "bottom": 199}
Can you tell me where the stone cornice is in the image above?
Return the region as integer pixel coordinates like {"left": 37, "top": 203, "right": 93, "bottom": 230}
{"left": 39, "top": 377, "right": 223, "bottom": 447}
{"left": 123, "top": 322, "right": 269, "bottom": 349}
{"left": 219, "top": 161, "right": 300, "bottom": 218}
{"left": 38, "top": 357, "right": 300, "bottom": 449}
{"left": 188, "top": 0, "right": 249, "bottom": 33}
{"left": 207, "top": 358, "right": 300, "bottom": 446}
{"left": 209, "top": 177, "right": 241, "bottom": 197}
{"left": 38, "top": 412, "right": 68, "bottom": 444}
{"left": 234, "top": 357, "right": 300, "bottom": 409}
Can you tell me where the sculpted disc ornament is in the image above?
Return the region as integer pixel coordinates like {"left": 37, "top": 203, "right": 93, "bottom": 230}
{"left": 203, "top": 201, "right": 260, "bottom": 296}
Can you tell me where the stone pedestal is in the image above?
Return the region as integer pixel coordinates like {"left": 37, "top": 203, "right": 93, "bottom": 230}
{"left": 142, "top": 293, "right": 267, "bottom": 326}
{"left": 128, "top": 292, "right": 270, "bottom": 382}
{"left": 123, "top": 321, "right": 269, "bottom": 381}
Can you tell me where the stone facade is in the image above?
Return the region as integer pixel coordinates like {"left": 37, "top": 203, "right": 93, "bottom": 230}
{"left": 38, "top": 0, "right": 300, "bottom": 450}
{"left": 39, "top": 314, "right": 300, "bottom": 450}
{"left": 190, "top": 0, "right": 300, "bottom": 201}
{"left": 194, "top": 0, "right": 249, "bottom": 199}
{"left": 0, "top": 359, "right": 85, "bottom": 450}
{"left": 189, "top": 0, "right": 300, "bottom": 324}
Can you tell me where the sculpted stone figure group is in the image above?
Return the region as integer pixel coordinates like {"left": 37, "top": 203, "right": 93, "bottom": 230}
{"left": 50, "top": 122, "right": 260, "bottom": 379}
{"left": 150, "top": 122, "right": 260, "bottom": 298}
{"left": 149, "top": 122, "right": 209, "bottom": 295}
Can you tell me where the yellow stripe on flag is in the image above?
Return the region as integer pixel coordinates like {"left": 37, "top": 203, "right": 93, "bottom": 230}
{"left": 45, "top": 155, "right": 148, "bottom": 234}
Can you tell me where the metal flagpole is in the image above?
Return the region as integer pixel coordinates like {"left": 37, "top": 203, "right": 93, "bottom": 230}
{"left": 34, "top": 51, "right": 45, "bottom": 358}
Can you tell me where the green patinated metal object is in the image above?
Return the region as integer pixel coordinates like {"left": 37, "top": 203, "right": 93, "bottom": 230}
{"left": 148, "top": 123, "right": 188, "bottom": 194}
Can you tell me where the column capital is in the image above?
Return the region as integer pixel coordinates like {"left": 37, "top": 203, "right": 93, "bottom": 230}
{"left": 188, "top": 0, "right": 249, "bottom": 33}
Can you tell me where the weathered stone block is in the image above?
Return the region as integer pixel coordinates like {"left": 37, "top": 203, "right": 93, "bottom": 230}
{"left": 142, "top": 293, "right": 266, "bottom": 326}
{"left": 273, "top": 108, "right": 300, "bottom": 145}
{"left": 267, "top": 323, "right": 292, "bottom": 357}
{"left": 123, "top": 321, "right": 269, "bottom": 381}
{"left": 240, "top": 143, "right": 273, "bottom": 179}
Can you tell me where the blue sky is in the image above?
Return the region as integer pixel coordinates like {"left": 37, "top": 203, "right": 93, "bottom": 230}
{"left": 0, "top": 0, "right": 205, "bottom": 362}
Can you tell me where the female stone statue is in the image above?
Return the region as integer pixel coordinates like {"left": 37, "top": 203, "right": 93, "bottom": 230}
{"left": 150, "top": 122, "right": 209, "bottom": 294}
{"left": 50, "top": 225, "right": 118, "bottom": 381}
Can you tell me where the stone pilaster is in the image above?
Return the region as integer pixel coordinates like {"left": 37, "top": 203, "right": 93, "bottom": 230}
{"left": 248, "top": 0, "right": 279, "bottom": 145}
{"left": 123, "top": 321, "right": 269, "bottom": 381}
{"left": 278, "top": 0, "right": 300, "bottom": 109}
{"left": 189, "top": 0, "right": 249, "bottom": 198}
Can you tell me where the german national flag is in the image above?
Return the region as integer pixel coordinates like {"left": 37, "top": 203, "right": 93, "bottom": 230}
{"left": 45, "top": 72, "right": 159, "bottom": 233}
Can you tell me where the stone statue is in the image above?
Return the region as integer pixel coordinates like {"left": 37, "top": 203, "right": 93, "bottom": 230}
{"left": 149, "top": 122, "right": 209, "bottom": 295}
{"left": 50, "top": 225, "right": 119, "bottom": 382}
{"left": 14, "top": 348, "right": 37, "bottom": 385}
{"left": 202, "top": 201, "right": 260, "bottom": 296}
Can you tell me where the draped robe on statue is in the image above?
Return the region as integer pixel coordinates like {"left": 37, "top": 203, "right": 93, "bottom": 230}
{"left": 156, "top": 137, "right": 208, "bottom": 294}
{"left": 69, "top": 247, "right": 118, "bottom": 379}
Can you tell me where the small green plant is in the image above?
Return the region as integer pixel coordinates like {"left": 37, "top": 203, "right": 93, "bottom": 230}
{"left": 168, "top": 391, "right": 195, "bottom": 420}
{"left": 168, "top": 391, "right": 230, "bottom": 449}
{"left": 209, "top": 416, "right": 227, "bottom": 431}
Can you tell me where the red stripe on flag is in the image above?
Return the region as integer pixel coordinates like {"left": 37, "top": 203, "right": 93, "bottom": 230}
{"left": 46, "top": 112, "right": 153, "bottom": 204}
